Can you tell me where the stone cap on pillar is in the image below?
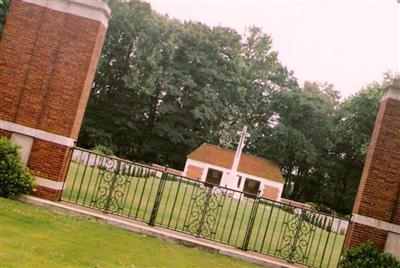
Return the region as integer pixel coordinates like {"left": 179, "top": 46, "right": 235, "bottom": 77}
{"left": 382, "top": 78, "right": 400, "bottom": 101}
{"left": 23, "top": 0, "right": 111, "bottom": 27}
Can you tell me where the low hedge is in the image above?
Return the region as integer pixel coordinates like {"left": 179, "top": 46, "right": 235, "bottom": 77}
{"left": 340, "top": 241, "right": 400, "bottom": 268}
{"left": 0, "top": 137, "right": 34, "bottom": 197}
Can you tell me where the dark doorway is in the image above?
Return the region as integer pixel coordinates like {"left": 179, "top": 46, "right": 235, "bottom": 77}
{"left": 205, "top": 168, "right": 223, "bottom": 186}
{"left": 243, "top": 178, "right": 260, "bottom": 197}
{"left": 237, "top": 175, "right": 242, "bottom": 188}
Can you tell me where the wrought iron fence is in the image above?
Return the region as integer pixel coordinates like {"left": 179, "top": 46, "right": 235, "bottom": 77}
{"left": 61, "top": 147, "right": 349, "bottom": 268}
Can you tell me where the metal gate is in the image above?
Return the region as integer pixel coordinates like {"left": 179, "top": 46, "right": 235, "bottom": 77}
{"left": 62, "top": 147, "right": 349, "bottom": 268}
{"left": 276, "top": 209, "right": 317, "bottom": 263}
{"left": 184, "top": 184, "right": 225, "bottom": 238}
{"left": 90, "top": 159, "right": 129, "bottom": 213}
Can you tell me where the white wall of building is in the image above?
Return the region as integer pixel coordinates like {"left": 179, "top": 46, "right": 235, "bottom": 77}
{"left": 183, "top": 158, "right": 283, "bottom": 201}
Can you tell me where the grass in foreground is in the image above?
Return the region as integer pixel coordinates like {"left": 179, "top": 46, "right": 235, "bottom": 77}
{"left": 0, "top": 198, "right": 262, "bottom": 268}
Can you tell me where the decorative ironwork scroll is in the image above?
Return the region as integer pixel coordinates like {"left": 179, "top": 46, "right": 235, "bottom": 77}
{"left": 91, "top": 159, "right": 131, "bottom": 214}
{"left": 184, "top": 184, "right": 224, "bottom": 238}
{"left": 276, "top": 209, "right": 316, "bottom": 264}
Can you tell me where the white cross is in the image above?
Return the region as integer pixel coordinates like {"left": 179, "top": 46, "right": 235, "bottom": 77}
{"left": 231, "top": 126, "right": 250, "bottom": 174}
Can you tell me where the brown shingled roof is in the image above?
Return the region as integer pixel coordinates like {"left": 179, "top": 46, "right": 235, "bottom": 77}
{"left": 187, "top": 143, "right": 284, "bottom": 183}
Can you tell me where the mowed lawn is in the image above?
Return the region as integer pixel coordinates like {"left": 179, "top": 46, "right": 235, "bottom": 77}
{"left": 63, "top": 160, "right": 346, "bottom": 268}
{"left": 0, "top": 198, "right": 263, "bottom": 268}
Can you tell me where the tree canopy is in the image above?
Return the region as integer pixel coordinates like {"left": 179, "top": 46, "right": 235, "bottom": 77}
{"left": 75, "top": 1, "right": 391, "bottom": 215}
{"left": 0, "top": 0, "right": 392, "bottom": 215}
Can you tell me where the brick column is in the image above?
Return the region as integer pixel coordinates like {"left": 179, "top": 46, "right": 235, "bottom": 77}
{"left": 345, "top": 80, "right": 400, "bottom": 260}
{"left": 0, "top": 0, "right": 110, "bottom": 201}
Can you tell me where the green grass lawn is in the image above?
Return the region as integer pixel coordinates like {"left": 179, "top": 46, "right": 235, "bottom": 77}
{"left": 0, "top": 197, "right": 263, "bottom": 268}
{"left": 62, "top": 160, "right": 346, "bottom": 268}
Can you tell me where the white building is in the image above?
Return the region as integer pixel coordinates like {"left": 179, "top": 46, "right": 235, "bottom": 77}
{"left": 182, "top": 143, "right": 284, "bottom": 201}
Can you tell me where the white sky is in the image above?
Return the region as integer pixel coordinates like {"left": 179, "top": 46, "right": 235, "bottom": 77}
{"left": 147, "top": 0, "right": 399, "bottom": 97}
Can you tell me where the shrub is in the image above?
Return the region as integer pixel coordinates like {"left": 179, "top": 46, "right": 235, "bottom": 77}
{"left": 0, "top": 137, "right": 34, "bottom": 197}
{"left": 340, "top": 242, "right": 400, "bottom": 268}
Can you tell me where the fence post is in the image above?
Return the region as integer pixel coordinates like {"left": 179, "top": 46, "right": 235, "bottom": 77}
{"left": 242, "top": 196, "right": 260, "bottom": 251}
{"left": 59, "top": 145, "right": 75, "bottom": 201}
{"left": 149, "top": 168, "right": 168, "bottom": 226}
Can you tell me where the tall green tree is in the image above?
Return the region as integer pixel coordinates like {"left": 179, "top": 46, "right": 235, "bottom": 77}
{"left": 222, "top": 27, "right": 297, "bottom": 147}
{"left": 80, "top": 1, "right": 248, "bottom": 168}
{"left": 251, "top": 83, "right": 338, "bottom": 200}
{"left": 322, "top": 83, "right": 382, "bottom": 213}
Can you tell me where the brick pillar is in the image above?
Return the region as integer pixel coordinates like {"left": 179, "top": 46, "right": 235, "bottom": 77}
{"left": 0, "top": 0, "right": 110, "bottom": 201}
{"left": 345, "top": 80, "right": 400, "bottom": 259}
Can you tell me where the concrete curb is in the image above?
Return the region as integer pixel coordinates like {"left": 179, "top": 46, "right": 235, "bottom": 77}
{"left": 19, "top": 195, "right": 304, "bottom": 268}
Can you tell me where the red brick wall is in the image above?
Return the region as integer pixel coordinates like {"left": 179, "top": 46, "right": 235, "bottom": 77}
{"left": 0, "top": 0, "right": 108, "bottom": 200}
{"left": 393, "top": 200, "right": 400, "bottom": 225}
{"left": 28, "top": 140, "right": 71, "bottom": 182}
{"left": 0, "top": 0, "right": 107, "bottom": 139}
{"left": 353, "top": 98, "right": 400, "bottom": 223}
{"left": 71, "top": 22, "right": 107, "bottom": 139}
{"left": 346, "top": 91, "right": 400, "bottom": 249}
{"left": 34, "top": 185, "right": 63, "bottom": 202}
{"left": 345, "top": 222, "right": 387, "bottom": 250}
{"left": 0, "top": 0, "right": 42, "bottom": 122}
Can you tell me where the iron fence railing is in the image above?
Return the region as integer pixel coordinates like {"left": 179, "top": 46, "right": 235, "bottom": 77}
{"left": 61, "top": 147, "right": 348, "bottom": 268}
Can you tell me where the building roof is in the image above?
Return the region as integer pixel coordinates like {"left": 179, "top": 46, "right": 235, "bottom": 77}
{"left": 187, "top": 143, "right": 284, "bottom": 183}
